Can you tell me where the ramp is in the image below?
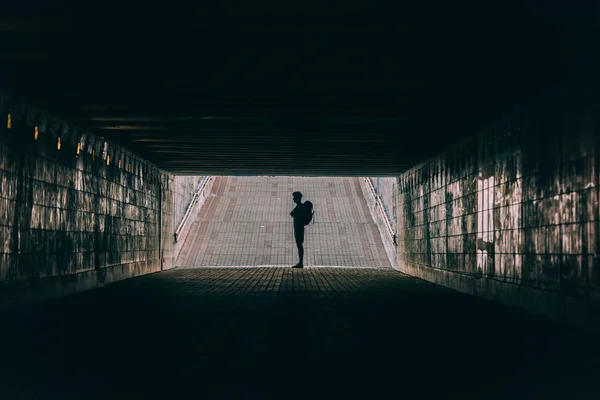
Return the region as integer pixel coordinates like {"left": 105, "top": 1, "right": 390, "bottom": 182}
{"left": 177, "top": 176, "right": 391, "bottom": 268}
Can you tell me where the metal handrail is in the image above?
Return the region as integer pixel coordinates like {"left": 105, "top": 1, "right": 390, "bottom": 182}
{"left": 363, "top": 178, "right": 396, "bottom": 245}
{"left": 174, "top": 176, "right": 213, "bottom": 242}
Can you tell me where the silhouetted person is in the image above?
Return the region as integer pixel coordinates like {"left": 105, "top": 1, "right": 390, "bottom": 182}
{"left": 290, "top": 191, "right": 309, "bottom": 268}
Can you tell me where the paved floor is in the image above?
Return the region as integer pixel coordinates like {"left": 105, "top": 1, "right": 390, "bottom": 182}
{"left": 177, "top": 176, "right": 391, "bottom": 268}
{"left": 1, "top": 267, "right": 599, "bottom": 399}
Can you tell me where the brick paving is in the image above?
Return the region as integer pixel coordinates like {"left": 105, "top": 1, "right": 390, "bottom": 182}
{"left": 1, "top": 267, "right": 599, "bottom": 399}
{"left": 177, "top": 176, "right": 391, "bottom": 268}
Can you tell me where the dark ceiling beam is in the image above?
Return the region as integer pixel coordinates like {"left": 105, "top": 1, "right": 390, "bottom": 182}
{"left": 96, "top": 131, "right": 401, "bottom": 138}
{"left": 0, "top": 2, "right": 592, "bottom": 176}
{"left": 92, "top": 127, "right": 292, "bottom": 133}
{"left": 124, "top": 140, "right": 398, "bottom": 145}
{"left": 82, "top": 116, "right": 403, "bottom": 123}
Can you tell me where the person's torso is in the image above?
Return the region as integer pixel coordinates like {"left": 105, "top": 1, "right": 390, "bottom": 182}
{"left": 292, "top": 203, "right": 306, "bottom": 226}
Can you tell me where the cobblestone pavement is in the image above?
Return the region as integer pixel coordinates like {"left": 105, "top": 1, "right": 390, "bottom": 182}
{"left": 1, "top": 267, "right": 599, "bottom": 399}
{"left": 177, "top": 176, "right": 391, "bottom": 268}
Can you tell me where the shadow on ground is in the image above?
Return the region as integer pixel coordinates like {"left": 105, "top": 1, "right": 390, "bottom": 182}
{"left": 1, "top": 267, "right": 599, "bottom": 399}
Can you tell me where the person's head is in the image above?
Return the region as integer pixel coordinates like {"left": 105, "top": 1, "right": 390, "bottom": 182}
{"left": 292, "top": 191, "right": 303, "bottom": 204}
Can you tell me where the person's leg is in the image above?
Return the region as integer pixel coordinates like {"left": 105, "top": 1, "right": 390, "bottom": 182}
{"left": 292, "top": 242, "right": 304, "bottom": 268}
{"left": 297, "top": 243, "right": 304, "bottom": 265}
{"left": 292, "top": 225, "right": 305, "bottom": 268}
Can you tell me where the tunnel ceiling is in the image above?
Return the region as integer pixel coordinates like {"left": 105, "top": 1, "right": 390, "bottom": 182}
{"left": 0, "top": 2, "right": 597, "bottom": 176}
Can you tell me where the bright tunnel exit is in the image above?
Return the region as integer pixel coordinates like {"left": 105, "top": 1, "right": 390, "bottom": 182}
{"left": 173, "top": 176, "right": 397, "bottom": 269}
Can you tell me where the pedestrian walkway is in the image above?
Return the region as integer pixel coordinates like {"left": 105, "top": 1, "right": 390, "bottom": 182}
{"left": 1, "top": 267, "right": 598, "bottom": 399}
{"left": 177, "top": 176, "right": 391, "bottom": 268}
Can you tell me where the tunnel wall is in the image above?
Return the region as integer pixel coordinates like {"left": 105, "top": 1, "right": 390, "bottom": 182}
{"left": 368, "top": 177, "right": 398, "bottom": 233}
{"left": 0, "top": 97, "right": 178, "bottom": 309}
{"left": 173, "top": 176, "right": 203, "bottom": 229}
{"left": 361, "top": 177, "right": 397, "bottom": 267}
{"left": 396, "top": 89, "right": 600, "bottom": 331}
{"left": 172, "top": 176, "right": 214, "bottom": 264}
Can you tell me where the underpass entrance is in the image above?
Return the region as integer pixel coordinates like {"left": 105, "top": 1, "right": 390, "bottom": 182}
{"left": 177, "top": 176, "right": 391, "bottom": 269}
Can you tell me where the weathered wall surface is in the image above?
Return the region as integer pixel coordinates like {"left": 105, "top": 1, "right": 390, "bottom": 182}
{"left": 368, "top": 177, "right": 398, "bottom": 233}
{"left": 362, "top": 177, "right": 398, "bottom": 267}
{"left": 396, "top": 89, "right": 600, "bottom": 331}
{"left": 153, "top": 176, "right": 210, "bottom": 271}
{"left": 0, "top": 94, "right": 176, "bottom": 309}
{"left": 173, "top": 176, "right": 202, "bottom": 228}
{"left": 172, "top": 176, "right": 213, "bottom": 264}
{"left": 159, "top": 175, "right": 176, "bottom": 271}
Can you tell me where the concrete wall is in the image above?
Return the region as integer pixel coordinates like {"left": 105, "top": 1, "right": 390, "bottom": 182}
{"left": 173, "top": 176, "right": 203, "bottom": 228}
{"left": 396, "top": 88, "right": 600, "bottom": 332}
{"left": 368, "top": 177, "right": 398, "bottom": 233}
{"left": 172, "top": 176, "right": 214, "bottom": 263}
{"left": 361, "top": 178, "right": 397, "bottom": 267}
{"left": 0, "top": 94, "right": 180, "bottom": 309}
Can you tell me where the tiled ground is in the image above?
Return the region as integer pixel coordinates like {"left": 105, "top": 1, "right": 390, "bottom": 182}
{"left": 1, "top": 267, "right": 599, "bottom": 399}
{"left": 178, "top": 176, "right": 391, "bottom": 268}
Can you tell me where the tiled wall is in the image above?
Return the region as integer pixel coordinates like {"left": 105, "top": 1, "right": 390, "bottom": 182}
{"left": 397, "top": 89, "right": 600, "bottom": 330}
{"left": 0, "top": 101, "right": 178, "bottom": 309}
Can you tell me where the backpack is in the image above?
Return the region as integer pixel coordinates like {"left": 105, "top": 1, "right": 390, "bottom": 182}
{"left": 303, "top": 201, "right": 315, "bottom": 226}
